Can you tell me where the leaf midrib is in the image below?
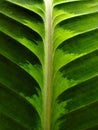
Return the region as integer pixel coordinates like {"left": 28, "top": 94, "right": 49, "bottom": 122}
{"left": 43, "top": 0, "right": 53, "bottom": 130}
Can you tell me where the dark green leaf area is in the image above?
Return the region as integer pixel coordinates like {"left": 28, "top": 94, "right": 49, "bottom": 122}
{"left": 0, "top": 55, "right": 39, "bottom": 96}
{"left": 0, "top": 32, "right": 41, "bottom": 65}
{"left": 11, "top": 0, "right": 44, "bottom": 4}
{"left": 0, "top": 0, "right": 44, "bottom": 5}
{"left": 58, "top": 51, "right": 98, "bottom": 130}
{"left": 58, "top": 12, "right": 98, "bottom": 32}
{"left": 0, "top": 113, "right": 29, "bottom": 130}
{"left": 0, "top": 13, "right": 42, "bottom": 43}
{"left": 0, "top": 1, "right": 44, "bottom": 34}
{"left": 58, "top": 29, "right": 98, "bottom": 54}
{"left": 58, "top": 76, "right": 98, "bottom": 112}
{"left": 0, "top": 1, "right": 43, "bottom": 20}
{"left": 86, "top": 124, "right": 98, "bottom": 130}
{"left": 59, "top": 101, "right": 98, "bottom": 130}
{"left": 60, "top": 51, "right": 98, "bottom": 81}
{"left": 0, "top": 84, "right": 40, "bottom": 130}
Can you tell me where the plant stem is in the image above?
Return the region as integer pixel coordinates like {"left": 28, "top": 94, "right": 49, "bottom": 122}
{"left": 43, "top": 0, "right": 53, "bottom": 130}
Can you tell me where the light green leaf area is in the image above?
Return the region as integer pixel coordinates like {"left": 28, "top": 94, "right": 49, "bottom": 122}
{"left": 53, "top": 0, "right": 98, "bottom": 26}
{"left": 53, "top": 12, "right": 98, "bottom": 49}
{"left": 0, "top": 0, "right": 98, "bottom": 130}
{"left": 53, "top": 0, "right": 81, "bottom": 5}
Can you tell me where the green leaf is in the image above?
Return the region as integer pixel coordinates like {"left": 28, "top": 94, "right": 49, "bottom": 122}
{"left": 0, "top": 0, "right": 98, "bottom": 130}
